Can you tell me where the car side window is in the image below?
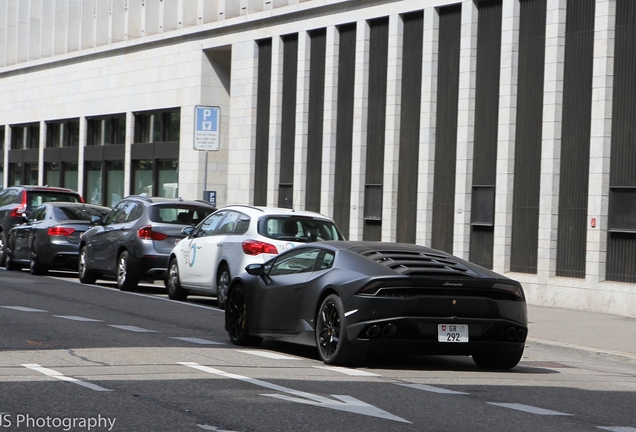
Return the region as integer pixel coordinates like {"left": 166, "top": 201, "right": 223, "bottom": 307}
{"left": 29, "top": 206, "right": 47, "bottom": 222}
{"left": 197, "top": 211, "right": 226, "bottom": 237}
{"left": 104, "top": 202, "right": 127, "bottom": 225}
{"left": 269, "top": 248, "right": 321, "bottom": 277}
{"left": 216, "top": 211, "right": 241, "bottom": 235}
{"left": 114, "top": 202, "right": 137, "bottom": 223}
{"left": 316, "top": 251, "right": 335, "bottom": 270}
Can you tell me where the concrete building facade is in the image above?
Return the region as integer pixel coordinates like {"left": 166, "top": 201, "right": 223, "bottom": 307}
{"left": 1, "top": 0, "right": 635, "bottom": 318}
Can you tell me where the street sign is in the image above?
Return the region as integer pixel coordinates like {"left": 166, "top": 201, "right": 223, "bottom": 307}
{"left": 203, "top": 190, "right": 216, "bottom": 207}
{"left": 194, "top": 106, "right": 220, "bottom": 151}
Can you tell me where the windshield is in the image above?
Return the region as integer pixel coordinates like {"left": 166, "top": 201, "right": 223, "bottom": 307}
{"left": 54, "top": 205, "right": 110, "bottom": 221}
{"left": 259, "top": 217, "right": 344, "bottom": 242}
{"left": 149, "top": 205, "right": 215, "bottom": 225}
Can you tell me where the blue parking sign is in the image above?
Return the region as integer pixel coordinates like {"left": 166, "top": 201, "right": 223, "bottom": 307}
{"left": 194, "top": 106, "right": 220, "bottom": 151}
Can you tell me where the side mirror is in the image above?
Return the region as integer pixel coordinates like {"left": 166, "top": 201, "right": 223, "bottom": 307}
{"left": 245, "top": 263, "right": 264, "bottom": 276}
{"left": 89, "top": 215, "right": 103, "bottom": 226}
{"left": 181, "top": 226, "right": 195, "bottom": 237}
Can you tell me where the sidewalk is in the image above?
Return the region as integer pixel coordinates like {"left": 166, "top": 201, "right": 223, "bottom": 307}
{"left": 526, "top": 304, "right": 636, "bottom": 363}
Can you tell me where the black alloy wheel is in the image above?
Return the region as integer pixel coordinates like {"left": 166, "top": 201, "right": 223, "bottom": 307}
{"left": 78, "top": 246, "right": 97, "bottom": 284}
{"left": 216, "top": 265, "right": 230, "bottom": 310}
{"left": 315, "top": 294, "right": 365, "bottom": 366}
{"left": 117, "top": 251, "right": 138, "bottom": 292}
{"left": 0, "top": 231, "right": 6, "bottom": 267}
{"left": 5, "top": 236, "right": 20, "bottom": 271}
{"left": 225, "top": 284, "right": 261, "bottom": 346}
{"left": 167, "top": 258, "right": 188, "bottom": 301}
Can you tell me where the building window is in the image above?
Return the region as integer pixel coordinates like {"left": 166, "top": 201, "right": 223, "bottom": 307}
{"left": 132, "top": 159, "right": 178, "bottom": 197}
{"left": 0, "top": 126, "right": 4, "bottom": 151}
{"left": 106, "top": 161, "right": 124, "bottom": 207}
{"left": 45, "top": 162, "right": 61, "bottom": 187}
{"left": 46, "top": 119, "right": 80, "bottom": 148}
{"left": 87, "top": 114, "right": 126, "bottom": 146}
{"left": 64, "top": 162, "right": 79, "bottom": 191}
{"left": 11, "top": 123, "right": 40, "bottom": 150}
{"left": 85, "top": 161, "right": 103, "bottom": 205}
{"left": 84, "top": 160, "right": 124, "bottom": 207}
{"left": 9, "top": 162, "right": 38, "bottom": 186}
{"left": 43, "top": 161, "right": 78, "bottom": 190}
{"left": 134, "top": 109, "right": 180, "bottom": 143}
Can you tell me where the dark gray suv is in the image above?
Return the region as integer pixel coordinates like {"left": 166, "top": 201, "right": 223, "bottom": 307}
{"left": 0, "top": 185, "right": 83, "bottom": 266}
{"left": 78, "top": 195, "right": 216, "bottom": 291}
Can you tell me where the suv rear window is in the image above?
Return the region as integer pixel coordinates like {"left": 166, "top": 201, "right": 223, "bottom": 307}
{"left": 28, "top": 192, "right": 81, "bottom": 209}
{"left": 150, "top": 205, "right": 215, "bottom": 225}
{"left": 259, "top": 217, "right": 344, "bottom": 242}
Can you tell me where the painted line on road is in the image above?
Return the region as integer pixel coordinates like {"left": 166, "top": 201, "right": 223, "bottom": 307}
{"left": 108, "top": 325, "right": 158, "bottom": 333}
{"left": 237, "top": 350, "right": 300, "bottom": 360}
{"left": 2, "top": 306, "right": 47, "bottom": 312}
{"left": 22, "top": 364, "right": 113, "bottom": 392}
{"left": 487, "top": 402, "right": 572, "bottom": 416}
{"left": 53, "top": 315, "right": 103, "bottom": 322}
{"left": 171, "top": 337, "right": 224, "bottom": 345}
{"left": 396, "top": 383, "right": 469, "bottom": 395}
{"left": 597, "top": 427, "right": 636, "bottom": 432}
{"left": 314, "top": 366, "right": 380, "bottom": 377}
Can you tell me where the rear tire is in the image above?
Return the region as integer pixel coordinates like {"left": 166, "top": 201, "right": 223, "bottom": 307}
{"left": 0, "top": 231, "right": 7, "bottom": 267}
{"left": 30, "top": 243, "right": 47, "bottom": 275}
{"left": 472, "top": 346, "right": 524, "bottom": 370}
{"left": 216, "top": 264, "right": 230, "bottom": 310}
{"left": 225, "top": 284, "right": 261, "bottom": 346}
{"left": 167, "top": 258, "right": 188, "bottom": 301}
{"left": 78, "top": 246, "right": 97, "bottom": 284}
{"left": 315, "top": 294, "right": 366, "bottom": 366}
{"left": 117, "top": 251, "right": 138, "bottom": 292}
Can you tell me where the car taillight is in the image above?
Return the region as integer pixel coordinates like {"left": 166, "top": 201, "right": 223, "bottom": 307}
{"left": 138, "top": 225, "right": 169, "bottom": 241}
{"left": 242, "top": 240, "right": 278, "bottom": 256}
{"left": 10, "top": 204, "right": 27, "bottom": 218}
{"left": 48, "top": 226, "right": 76, "bottom": 236}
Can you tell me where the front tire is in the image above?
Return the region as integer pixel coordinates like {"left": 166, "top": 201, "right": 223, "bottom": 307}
{"left": 315, "top": 294, "right": 365, "bottom": 366}
{"left": 472, "top": 346, "right": 524, "bottom": 370}
{"left": 216, "top": 264, "right": 230, "bottom": 310}
{"left": 167, "top": 258, "right": 188, "bottom": 301}
{"left": 117, "top": 251, "right": 138, "bottom": 292}
{"left": 225, "top": 284, "right": 261, "bottom": 346}
{"left": 78, "top": 246, "right": 97, "bottom": 284}
{"left": 0, "top": 231, "right": 7, "bottom": 267}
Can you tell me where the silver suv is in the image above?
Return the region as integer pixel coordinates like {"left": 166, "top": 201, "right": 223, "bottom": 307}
{"left": 78, "top": 195, "right": 216, "bottom": 291}
{"left": 167, "top": 205, "right": 345, "bottom": 309}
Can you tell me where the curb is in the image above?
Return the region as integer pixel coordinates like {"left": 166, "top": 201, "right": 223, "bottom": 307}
{"left": 527, "top": 337, "right": 636, "bottom": 365}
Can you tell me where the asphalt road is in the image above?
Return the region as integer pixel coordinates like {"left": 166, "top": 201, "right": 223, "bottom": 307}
{"left": 1, "top": 270, "right": 635, "bottom": 432}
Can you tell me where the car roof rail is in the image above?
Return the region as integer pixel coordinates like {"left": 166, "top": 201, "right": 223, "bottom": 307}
{"left": 225, "top": 204, "right": 265, "bottom": 213}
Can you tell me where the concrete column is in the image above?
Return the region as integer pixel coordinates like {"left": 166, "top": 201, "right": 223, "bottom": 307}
{"left": 538, "top": 0, "right": 567, "bottom": 279}
{"left": 416, "top": 8, "right": 439, "bottom": 247}
{"left": 320, "top": 25, "right": 339, "bottom": 219}
{"left": 227, "top": 40, "right": 259, "bottom": 205}
{"left": 124, "top": 112, "right": 133, "bottom": 196}
{"left": 587, "top": 0, "right": 616, "bottom": 284}
{"left": 349, "top": 19, "right": 370, "bottom": 241}
{"left": 267, "top": 36, "right": 283, "bottom": 206}
{"left": 77, "top": 117, "right": 86, "bottom": 195}
{"left": 38, "top": 120, "right": 45, "bottom": 185}
{"left": 453, "top": 0, "right": 478, "bottom": 259}
{"left": 293, "top": 31, "right": 310, "bottom": 210}
{"left": 381, "top": 14, "right": 403, "bottom": 243}
{"left": 493, "top": 0, "right": 520, "bottom": 274}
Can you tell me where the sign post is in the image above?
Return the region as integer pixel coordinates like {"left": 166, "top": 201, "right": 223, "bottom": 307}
{"left": 194, "top": 106, "right": 220, "bottom": 201}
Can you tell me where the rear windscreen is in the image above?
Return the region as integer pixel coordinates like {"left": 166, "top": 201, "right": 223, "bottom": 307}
{"left": 28, "top": 192, "right": 81, "bottom": 209}
{"left": 54, "top": 205, "right": 110, "bottom": 221}
{"left": 259, "top": 217, "right": 344, "bottom": 242}
{"left": 150, "top": 205, "right": 215, "bottom": 225}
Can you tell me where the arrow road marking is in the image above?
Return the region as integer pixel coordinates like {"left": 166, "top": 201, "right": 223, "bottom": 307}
{"left": 23, "top": 364, "right": 113, "bottom": 392}
{"left": 178, "top": 362, "right": 409, "bottom": 423}
{"left": 397, "top": 383, "right": 469, "bottom": 395}
{"left": 2, "top": 306, "right": 47, "bottom": 312}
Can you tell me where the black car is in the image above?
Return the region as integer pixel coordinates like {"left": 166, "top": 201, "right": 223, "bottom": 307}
{"left": 225, "top": 241, "right": 528, "bottom": 369}
{"left": 5, "top": 202, "right": 111, "bottom": 274}
{"left": 78, "top": 195, "right": 216, "bottom": 291}
{"left": 0, "top": 186, "right": 84, "bottom": 266}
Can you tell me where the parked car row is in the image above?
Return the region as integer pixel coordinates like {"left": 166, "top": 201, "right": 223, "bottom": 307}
{"left": 0, "top": 185, "right": 529, "bottom": 370}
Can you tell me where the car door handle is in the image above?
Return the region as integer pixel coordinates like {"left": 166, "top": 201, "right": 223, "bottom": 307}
{"left": 197, "top": 245, "right": 202, "bottom": 249}
{"left": 217, "top": 244, "right": 222, "bottom": 247}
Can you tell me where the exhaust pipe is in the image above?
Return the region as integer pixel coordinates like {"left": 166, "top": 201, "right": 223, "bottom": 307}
{"left": 366, "top": 325, "right": 381, "bottom": 338}
{"left": 382, "top": 323, "right": 397, "bottom": 337}
{"left": 507, "top": 327, "right": 517, "bottom": 341}
{"left": 517, "top": 329, "right": 526, "bottom": 342}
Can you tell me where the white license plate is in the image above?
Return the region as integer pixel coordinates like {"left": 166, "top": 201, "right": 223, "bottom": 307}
{"left": 438, "top": 324, "right": 469, "bottom": 343}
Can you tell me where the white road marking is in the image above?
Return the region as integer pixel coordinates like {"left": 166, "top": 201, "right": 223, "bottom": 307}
{"left": 197, "top": 425, "right": 239, "bottom": 431}
{"left": 487, "top": 402, "right": 572, "bottom": 416}
{"left": 108, "top": 325, "right": 158, "bottom": 333}
{"left": 22, "top": 364, "right": 113, "bottom": 392}
{"left": 314, "top": 366, "right": 380, "bottom": 376}
{"left": 178, "top": 362, "right": 410, "bottom": 423}
{"left": 396, "top": 383, "right": 469, "bottom": 395}
{"left": 597, "top": 428, "right": 636, "bottom": 432}
{"left": 237, "top": 350, "right": 299, "bottom": 360}
{"left": 53, "top": 315, "right": 102, "bottom": 322}
{"left": 171, "top": 337, "right": 224, "bottom": 345}
{"left": 1, "top": 306, "right": 47, "bottom": 312}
